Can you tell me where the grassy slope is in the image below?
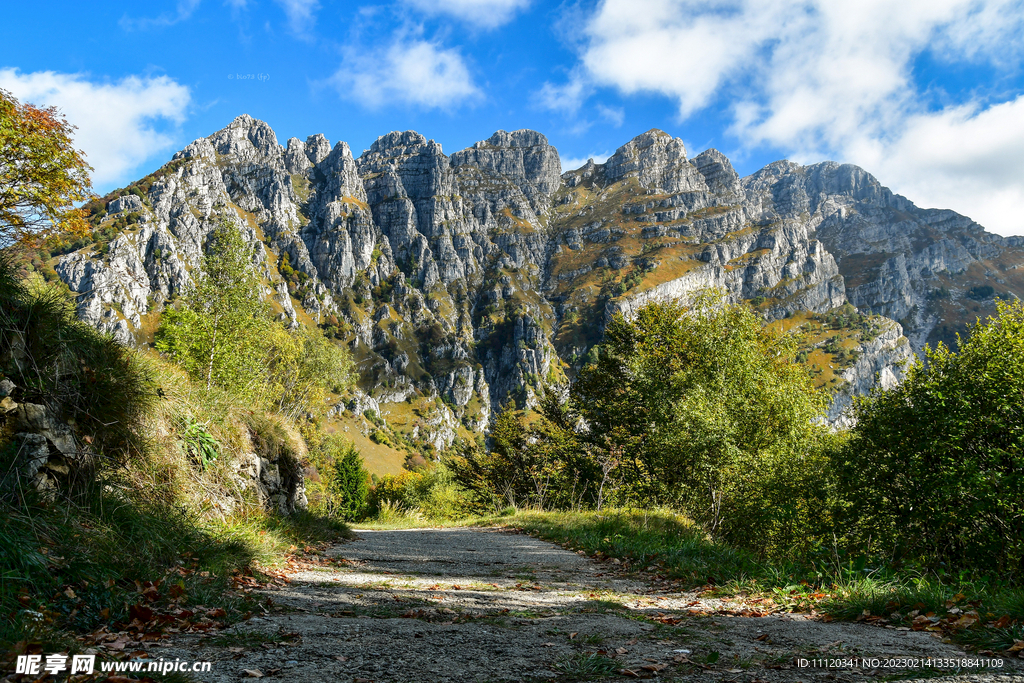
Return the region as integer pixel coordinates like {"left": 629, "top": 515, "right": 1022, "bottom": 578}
{"left": 0, "top": 352, "right": 353, "bottom": 653}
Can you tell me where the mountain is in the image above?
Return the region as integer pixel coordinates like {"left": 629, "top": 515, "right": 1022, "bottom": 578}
{"left": 52, "top": 115, "right": 1024, "bottom": 447}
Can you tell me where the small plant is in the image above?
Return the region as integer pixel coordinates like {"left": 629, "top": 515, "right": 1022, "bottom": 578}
{"left": 183, "top": 421, "right": 220, "bottom": 470}
{"left": 553, "top": 652, "right": 619, "bottom": 678}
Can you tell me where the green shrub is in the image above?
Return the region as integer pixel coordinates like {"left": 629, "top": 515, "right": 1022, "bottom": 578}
{"left": 837, "top": 299, "right": 1024, "bottom": 573}
{"left": 368, "top": 464, "right": 473, "bottom": 521}
{"left": 330, "top": 442, "right": 370, "bottom": 521}
{"left": 967, "top": 285, "right": 995, "bottom": 300}
{"left": 305, "top": 434, "right": 369, "bottom": 521}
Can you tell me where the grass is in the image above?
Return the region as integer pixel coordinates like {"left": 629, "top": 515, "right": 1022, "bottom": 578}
{"left": 0, "top": 486, "right": 351, "bottom": 652}
{"left": 472, "top": 508, "right": 768, "bottom": 585}
{"left": 552, "top": 652, "right": 620, "bottom": 679}
{"left": 467, "top": 508, "right": 1024, "bottom": 653}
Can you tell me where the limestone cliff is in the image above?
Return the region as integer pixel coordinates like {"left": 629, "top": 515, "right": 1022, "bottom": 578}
{"left": 53, "top": 117, "right": 1024, "bottom": 439}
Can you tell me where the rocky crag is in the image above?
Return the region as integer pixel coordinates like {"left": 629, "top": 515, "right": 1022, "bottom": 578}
{"left": 53, "top": 116, "right": 1024, "bottom": 442}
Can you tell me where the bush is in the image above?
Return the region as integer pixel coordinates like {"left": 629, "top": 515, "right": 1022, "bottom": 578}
{"left": 305, "top": 434, "right": 369, "bottom": 521}
{"left": 569, "top": 290, "right": 826, "bottom": 532}
{"left": 837, "top": 299, "right": 1024, "bottom": 573}
{"left": 967, "top": 285, "right": 995, "bottom": 300}
{"left": 368, "top": 464, "right": 473, "bottom": 521}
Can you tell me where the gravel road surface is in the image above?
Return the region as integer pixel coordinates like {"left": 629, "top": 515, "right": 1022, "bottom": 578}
{"left": 162, "top": 528, "right": 1021, "bottom": 682}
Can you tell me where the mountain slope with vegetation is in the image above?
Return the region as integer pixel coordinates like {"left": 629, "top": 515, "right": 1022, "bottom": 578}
{"left": 37, "top": 116, "right": 1023, "bottom": 459}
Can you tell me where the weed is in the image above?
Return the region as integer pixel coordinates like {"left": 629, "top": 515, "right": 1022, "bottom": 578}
{"left": 552, "top": 652, "right": 619, "bottom": 679}
{"left": 207, "top": 629, "right": 287, "bottom": 648}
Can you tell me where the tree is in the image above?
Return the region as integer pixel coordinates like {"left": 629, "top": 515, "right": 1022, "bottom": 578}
{"left": 0, "top": 89, "right": 92, "bottom": 247}
{"left": 838, "top": 298, "right": 1024, "bottom": 572}
{"left": 264, "top": 324, "right": 353, "bottom": 420}
{"left": 571, "top": 290, "right": 826, "bottom": 533}
{"left": 155, "top": 220, "right": 269, "bottom": 397}
{"left": 329, "top": 441, "right": 370, "bottom": 522}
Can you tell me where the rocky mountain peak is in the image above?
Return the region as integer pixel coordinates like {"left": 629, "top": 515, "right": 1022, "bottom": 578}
{"left": 691, "top": 148, "right": 742, "bottom": 201}
{"left": 53, "top": 117, "right": 1024, "bottom": 449}
{"left": 208, "top": 114, "right": 281, "bottom": 161}
{"left": 305, "top": 134, "right": 331, "bottom": 166}
{"left": 365, "top": 130, "right": 442, "bottom": 159}
{"left": 603, "top": 128, "right": 705, "bottom": 194}
{"left": 451, "top": 129, "right": 561, "bottom": 215}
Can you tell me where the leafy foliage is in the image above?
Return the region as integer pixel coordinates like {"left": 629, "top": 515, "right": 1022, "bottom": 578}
{"left": 264, "top": 324, "right": 352, "bottom": 420}
{"left": 321, "top": 437, "right": 370, "bottom": 522}
{"left": 368, "top": 464, "right": 474, "bottom": 521}
{"left": 156, "top": 220, "right": 269, "bottom": 397}
{"left": 183, "top": 421, "right": 220, "bottom": 470}
{"left": 570, "top": 291, "right": 826, "bottom": 534}
{"left": 156, "top": 220, "right": 351, "bottom": 418}
{"left": 0, "top": 89, "right": 92, "bottom": 247}
{"left": 837, "top": 298, "right": 1024, "bottom": 572}
{"left": 446, "top": 396, "right": 599, "bottom": 511}
{"left": 450, "top": 291, "right": 830, "bottom": 557}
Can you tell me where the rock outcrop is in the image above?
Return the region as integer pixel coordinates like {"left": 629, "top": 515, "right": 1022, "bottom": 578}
{"left": 53, "top": 118, "right": 1024, "bottom": 434}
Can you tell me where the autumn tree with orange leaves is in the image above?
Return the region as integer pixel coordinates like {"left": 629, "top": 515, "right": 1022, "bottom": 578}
{"left": 0, "top": 88, "right": 92, "bottom": 248}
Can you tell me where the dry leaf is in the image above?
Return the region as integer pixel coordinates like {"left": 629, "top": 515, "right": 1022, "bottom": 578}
{"left": 569, "top": 632, "right": 578, "bottom": 640}
{"left": 243, "top": 669, "right": 263, "bottom": 678}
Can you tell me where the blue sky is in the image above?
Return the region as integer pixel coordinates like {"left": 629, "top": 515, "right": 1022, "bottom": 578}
{"left": 2, "top": 0, "right": 1023, "bottom": 235}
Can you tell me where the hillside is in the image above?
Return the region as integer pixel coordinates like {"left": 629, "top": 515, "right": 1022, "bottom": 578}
{"left": 44, "top": 116, "right": 1024, "bottom": 448}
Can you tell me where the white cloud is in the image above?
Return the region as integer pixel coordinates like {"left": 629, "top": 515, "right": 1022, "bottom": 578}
{"left": 330, "top": 37, "right": 480, "bottom": 110}
{"left": 401, "top": 0, "right": 531, "bottom": 29}
{"left": 856, "top": 96, "right": 1024, "bottom": 237}
{"left": 533, "top": 76, "right": 590, "bottom": 115}
{"left": 597, "top": 104, "right": 624, "bottom": 127}
{"left": 560, "top": 152, "right": 610, "bottom": 173}
{"left": 556, "top": 0, "right": 1024, "bottom": 236}
{"left": 274, "top": 0, "right": 319, "bottom": 34}
{"left": 0, "top": 69, "right": 191, "bottom": 188}
{"left": 120, "top": 0, "right": 202, "bottom": 30}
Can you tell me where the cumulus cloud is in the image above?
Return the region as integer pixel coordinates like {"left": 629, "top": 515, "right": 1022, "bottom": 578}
{"left": 0, "top": 69, "right": 191, "bottom": 188}
{"left": 401, "top": 0, "right": 531, "bottom": 29}
{"left": 553, "top": 0, "right": 1024, "bottom": 235}
{"left": 858, "top": 96, "right": 1024, "bottom": 236}
{"left": 330, "top": 37, "right": 480, "bottom": 110}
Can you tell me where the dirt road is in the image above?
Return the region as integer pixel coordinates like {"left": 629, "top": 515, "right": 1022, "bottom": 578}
{"left": 164, "top": 528, "right": 1022, "bottom": 682}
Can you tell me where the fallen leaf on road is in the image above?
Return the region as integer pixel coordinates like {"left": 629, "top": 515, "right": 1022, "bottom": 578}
{"left": 243, "top": 669, "right": 263, "bottom": 678}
